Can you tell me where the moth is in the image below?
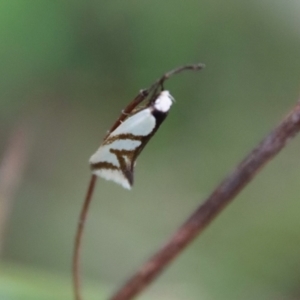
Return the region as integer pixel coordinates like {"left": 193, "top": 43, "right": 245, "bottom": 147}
{"left": 89, "top": 90, "right": 174, "bottom": 189}
{"left": 73, "top": 63, "right": 204, "bottom": 300}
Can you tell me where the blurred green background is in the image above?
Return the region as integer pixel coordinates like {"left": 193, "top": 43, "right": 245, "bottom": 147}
{"left": 1, "top": 1, "right": 300, "bottom": 299}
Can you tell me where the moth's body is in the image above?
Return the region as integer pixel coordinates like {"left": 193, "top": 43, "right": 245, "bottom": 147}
{"left": 89, "top": 90, "right": 174, "bottom": 189}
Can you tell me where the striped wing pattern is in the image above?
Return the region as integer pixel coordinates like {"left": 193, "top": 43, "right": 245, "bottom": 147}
{"left": 89, "top": 91, "right": 173, "bottom": 189}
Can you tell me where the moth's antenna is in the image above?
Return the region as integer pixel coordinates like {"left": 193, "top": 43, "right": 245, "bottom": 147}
{"left": 148, "top": 63, "right": 205, "bottom": 103}
{"left": 72, "top": 62, "right": 205, "bottom": 300}
{"left": 160, "top": 62, "right": 205, "bottom": 83}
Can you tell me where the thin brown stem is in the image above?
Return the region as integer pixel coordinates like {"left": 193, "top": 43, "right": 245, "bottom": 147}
{"left": 72, "top": 63, "right": 204, "bottom": 300}
{"left": 110, "top": 100, "right": 300, "bottom": 300}
{"left": 73, "top": 174, "right": 97, "bottom": 300}
{"left": 105, "top": 63, "right": 205, "bottom": 138}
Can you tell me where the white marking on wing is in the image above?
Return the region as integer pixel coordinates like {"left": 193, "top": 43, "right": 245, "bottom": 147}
{"left": 110, "top": 109, "right": 156, "bottom": 137}
{"left": 93, "top": 169, "right": 131, "bottom": 190}
{"left": 89, "top": 140, "right": 141, "bottom": 164}
{"left": 108, "top": 139, "right": 141, "bottom": 150}
{"left": 89, "top": 144, "right": 120, "bottom": 166}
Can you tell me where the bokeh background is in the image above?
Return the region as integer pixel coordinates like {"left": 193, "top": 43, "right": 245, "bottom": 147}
{"left": 1, "top": 1, "right": 300, "bottom": 299}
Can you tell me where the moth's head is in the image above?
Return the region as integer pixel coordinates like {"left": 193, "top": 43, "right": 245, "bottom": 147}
{"left": 153, "top": 90, "right": 175, "bottom": 113}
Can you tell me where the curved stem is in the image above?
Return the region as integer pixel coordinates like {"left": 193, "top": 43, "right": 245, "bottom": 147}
{"left": 72, "top": 62, "right": 205, "bottom": 300}
{"left": 109, "top": 100, "right": 300, "bottom": 300}
{"left": 73, "top": 174, "right": 97, "bottom": 300}
{"left": 107, "top": 63, "right": 205, "bottom": 137}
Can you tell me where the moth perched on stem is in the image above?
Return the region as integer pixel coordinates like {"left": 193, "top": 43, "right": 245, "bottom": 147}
{"left": 72, "top": 63, "right": 205, "bottom": 300}
{"left": 90, "top": 90, "right": 175, "bottom": 189}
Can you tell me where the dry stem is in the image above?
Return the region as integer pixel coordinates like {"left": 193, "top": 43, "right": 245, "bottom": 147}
{"left": 110, "top": 100, "right": 300, "bottom": 300}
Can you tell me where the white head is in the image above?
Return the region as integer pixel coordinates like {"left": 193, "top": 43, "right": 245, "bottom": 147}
{"left": 153, "top": 90, "right": 175, "bottom": 113}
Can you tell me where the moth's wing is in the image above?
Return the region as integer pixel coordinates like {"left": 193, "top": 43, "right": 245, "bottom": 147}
{"left": 109, "top": 108, "right": 156, "bottom": 137}
{"left": 89, "top": 108, "right": 156, "bottom": 189}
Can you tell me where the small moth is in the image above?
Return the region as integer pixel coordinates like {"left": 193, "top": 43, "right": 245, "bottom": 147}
{"left": 73, "top": 64, "right": 204, "bottom": 300}
{"left": 89, "top": 90, "right": 174, "bottom": 189}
